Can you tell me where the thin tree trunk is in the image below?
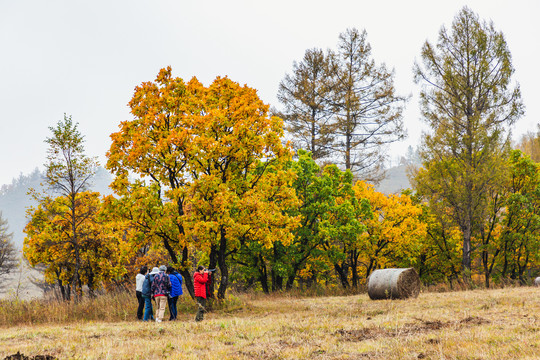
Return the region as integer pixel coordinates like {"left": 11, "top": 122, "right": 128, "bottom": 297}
{"left": 178, "top": 245, "right": 195, "bottom": 299}
{"left": 286, "top": 275, "right": 295, "bottom": 290}
{"left": 350, "top": 249, "right": 359, "bottom": 287}
{"left": 462, "top": 222, "right": 472, "bottom": 280}
{"left": 271, "top": 269, "right": 283, "bottom": 291}
{"left": 482, "top": 249, "right": 490, "bottom": 288}
{"left": 258, "top": 256, "right": 269, "bottom": 294}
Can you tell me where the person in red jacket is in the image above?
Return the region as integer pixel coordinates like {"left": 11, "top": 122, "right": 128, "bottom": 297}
{"left": 194, "top": 265, "right": 210, "bottom": 321}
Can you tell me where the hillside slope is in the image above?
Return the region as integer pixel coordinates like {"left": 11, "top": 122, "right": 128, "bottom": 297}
{"left": 375, "top": 164, "right": 412, "bottom": 194}
{"left": 0, "top": 167, "right": 113, "bottom": 249}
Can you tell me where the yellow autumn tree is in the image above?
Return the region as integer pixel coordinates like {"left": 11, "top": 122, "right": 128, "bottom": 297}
{"left": 353, "top": 181, "right": 427, "bottom": 279}
{"left": 24, "top": 192, "right": 129, "bottom": 299}
{"left": 107, "top": 67, "right": 299, "bottom": 299}
{"left": 23, "top": 115, "right": 129, "bottom": 300}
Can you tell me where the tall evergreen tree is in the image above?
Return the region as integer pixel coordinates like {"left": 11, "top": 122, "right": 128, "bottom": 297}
{"left": 412, "top": 7, "right": 524, "bottom": 277}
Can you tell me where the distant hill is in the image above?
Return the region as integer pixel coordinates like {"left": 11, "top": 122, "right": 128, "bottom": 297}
{"left": 0, "top": 167, "right": 113, "bottom": 249}
{"left": 375, "top": 164, "right": 414, "bottom": 195}
{"left": 0, "top": 167, "right": 114, "bottom": 299}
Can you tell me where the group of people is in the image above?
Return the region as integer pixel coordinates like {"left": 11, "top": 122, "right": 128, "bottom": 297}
{"left": 135, "top": 265, "right": 210, "bottom": 322}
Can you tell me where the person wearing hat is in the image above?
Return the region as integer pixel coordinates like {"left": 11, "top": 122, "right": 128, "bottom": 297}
{"left": 151, "top": 265, "right": 172, "bottom": 323}
{"left": 194, "top": 265, "right": 210, "bottom": 322}
{"left": 142, "top": 266, "right": 160, "bottom": 321}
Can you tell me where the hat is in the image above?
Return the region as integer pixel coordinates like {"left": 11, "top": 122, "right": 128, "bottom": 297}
{"left": 159, "top": 265, "right": 167, "bottom": 272}
{"left": 150, "top": 267, "right": 159, "bottom": 275}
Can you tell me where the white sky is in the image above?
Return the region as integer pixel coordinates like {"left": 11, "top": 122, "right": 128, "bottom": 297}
{"left": 1, "top": 0, "right": 539, "bottom": 186}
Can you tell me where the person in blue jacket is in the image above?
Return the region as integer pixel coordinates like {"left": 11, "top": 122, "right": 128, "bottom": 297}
{"left": 166, "top": 266, "right": 183, "bottom": 320}
{"left": 141, "top": 267, "right": 159, "bottom": 321}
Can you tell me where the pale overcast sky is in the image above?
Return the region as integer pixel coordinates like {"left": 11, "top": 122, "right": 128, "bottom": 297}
{"left": 1, "top": 0, "right": 539, "bottom": 186}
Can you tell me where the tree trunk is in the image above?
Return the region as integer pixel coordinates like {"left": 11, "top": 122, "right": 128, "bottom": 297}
{"left": 462, "top": 221, "right": 472, "bottom": 280}
{"left": 482, "top": 249, "right": 490, "bottom": 288}
{"left": 271, "top": 269, "right": 283, "bottom": 291}
{"left": 259, "top": 259, "right": 269, "bottom": 294}
{"left": 286, "top": 274, "right": 295, "bottom": 290}
{"left": 217, "top": 227, "right": 229, "bottom": 300}
{"left": 58, "top": 279, "right": 69, "bottom": 301}
{"left": 179, "top": 245, "right": 195, "bottom": 299}
{"left": 207, "top": 245, "right": 218, "bottom": 300}
{"left": 350, "top": 249, "right": 359, "bottom": 287}
{"left": 71, "top": 194, "right": 82, "bottom": 301}
{"left": 87, "top": 270, "right": 96, "bottom": 297}
{"left": 334, "top": 263, "right": 350, "bottom": 288}
{"left": 366, "top": 259, "right": 377, "bottom": 279}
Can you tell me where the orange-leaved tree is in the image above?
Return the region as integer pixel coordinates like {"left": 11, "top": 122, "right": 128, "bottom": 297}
{"left": 107, "top": 67, "right": 298, "bottom": 299}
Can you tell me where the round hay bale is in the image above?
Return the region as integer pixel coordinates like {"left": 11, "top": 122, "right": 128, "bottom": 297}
{"left": 367, "top": 268, "right": 420, "bottom": 300}
{"left": 535, "top": 277, "right": 540, "bottom": 287}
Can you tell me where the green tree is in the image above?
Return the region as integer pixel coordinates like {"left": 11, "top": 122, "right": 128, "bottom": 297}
{"left": 496, "top": 150, "right": 540, "bottom": 283}
{"left": 283, "top": 151, "right": 368, "bottom": 289}
{"left": 414, "top": 200, "right": 463, "bottom": 286}
{"left": 327, "top": 28, "right": 407, "bottom": 181}
{"left": 412, "top": 7, "right": 524, "bottom": 278}
{"left": 234, "top": 151, "right": 371, "bottom": 291}
{"left": 318, "top": 166, "right": 370, "bottom": 289}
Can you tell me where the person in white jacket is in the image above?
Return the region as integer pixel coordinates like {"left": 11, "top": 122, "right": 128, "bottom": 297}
{"left": 135, "top": 266, "right": 148, "bottom": 320}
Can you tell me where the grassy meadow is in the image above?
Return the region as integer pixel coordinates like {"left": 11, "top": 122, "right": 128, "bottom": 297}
{"left": 0, "top": 287, "right": 539, "bottom": 359}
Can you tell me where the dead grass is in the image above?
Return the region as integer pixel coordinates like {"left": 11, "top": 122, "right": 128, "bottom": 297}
{"left": 0, "top": 291, "right": 237, "bottom": 326}
{"left": 1, "top": 287, "right": 539, "bottom": 359}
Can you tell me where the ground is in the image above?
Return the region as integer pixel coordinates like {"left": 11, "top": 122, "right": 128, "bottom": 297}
{"left": 0, "top": 287, "right": 539, "bottom": 359}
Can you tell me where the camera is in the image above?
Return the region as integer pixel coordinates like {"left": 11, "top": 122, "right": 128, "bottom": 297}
{"left": 207, "top": 268, "right": 217, "bottom": 272}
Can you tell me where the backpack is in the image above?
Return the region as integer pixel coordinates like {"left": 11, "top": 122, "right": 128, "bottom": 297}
{"left": 142, "top": 274, "right": 154, "bottom": 297}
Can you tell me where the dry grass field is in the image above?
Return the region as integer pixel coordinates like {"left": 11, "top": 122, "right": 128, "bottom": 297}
{"left": 0, "top": 287, "right": 539, "bottom": 359}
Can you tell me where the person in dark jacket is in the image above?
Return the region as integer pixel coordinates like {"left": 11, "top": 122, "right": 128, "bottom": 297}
{"left": 194, "top": 265, "right": 210, "bottom": 322}
{"left": 166, "top": 266, "right": 183, "bottom": 320}
{"left": 142, "top": 267, "right": 159, "bottom": 321}
{"left": 152, "top": 265, "right": 172, "bottom": 323}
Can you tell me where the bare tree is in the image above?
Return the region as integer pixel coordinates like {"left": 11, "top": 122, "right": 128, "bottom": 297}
{"left": 277, "top": 30, "right": 408, "bottom": 182}
{"left": 277, "top": 48, "right": 334, "bottom": 160}
{"left": 327, "top": 28, "right": 408, "bottom": 182}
